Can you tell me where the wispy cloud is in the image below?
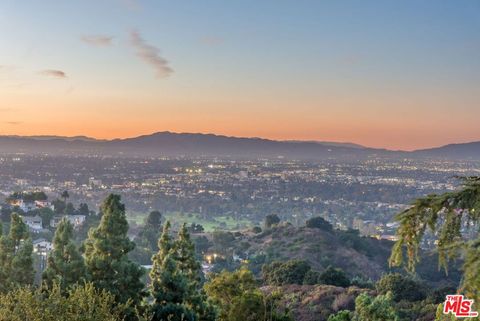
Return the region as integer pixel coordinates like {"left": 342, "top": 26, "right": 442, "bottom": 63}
{"left": 81, "top": 35, "right": 114, "bottom": 47}
{"left": 39, "top": 69, "right": 67, "bottom": 79}
{"left": 130, "top": 30, "right": 173, "bottom": 78}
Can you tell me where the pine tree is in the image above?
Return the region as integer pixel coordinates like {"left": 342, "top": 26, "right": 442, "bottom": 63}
{"left": 175, "top": 223, "right": 201, "bottom": 284}
{"left": 84, "top": 194, "right": 144, "bottom": 305}
{"left": 0, "top": 233, "right": 13, "bottom": 293}
{"left": 9, "top": 213, "right": 28, "bottom": 248}
{"left": 149, "top": 220, "right": 172, "bottom": 292}
{"left": 0, "top": 213, "right": 34, "bottom": 291}
{"left": 10, "top": 238, "right": 34, "bottom": 287}
{"left": 174, "top": 223, "right": 216, "bottom": 321}
{"left": 158, "top": 220, "right": 173, "bottom": 261}
{"left": 149, "top": 252, "right": 196, "bottom": 321}
{"left": 43, "top": 218, "right": 86, "bottom": 291}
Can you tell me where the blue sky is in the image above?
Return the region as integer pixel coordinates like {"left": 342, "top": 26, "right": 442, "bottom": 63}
{"left": 0, "top": 1, "right": 479, "bottom": 149}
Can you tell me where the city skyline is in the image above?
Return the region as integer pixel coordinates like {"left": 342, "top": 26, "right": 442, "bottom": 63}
{"left": 1, "top": 1, "right": 479, "bottom": 150}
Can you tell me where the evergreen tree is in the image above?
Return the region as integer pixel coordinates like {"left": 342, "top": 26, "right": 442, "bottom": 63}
{"left": 145, "top": 210, "right": 162, "bottom": 229}
{"left": 174, "top": 223, "right": 216, "bottom": 321}
{"left": 9, "top": 213, "right": 28, "bottom": 247}
{"left": 84, "top": 194, "right": 144, "bottom": 305}
{"left": 390, "top": 176, "right": 480, "bottom": 301}
{"left": 43, "top": 218, "right": 86, "bottom": 291}
{"left": 0, "top": 233, "right": 13, "bottom": 293}
{"left": 175, "top": 223, "right": 201, "bottom": 284}
{"left": 0, "top": 213, "right": 34, "bottom": 291}
{"left": 149, "top": 252, "right": 196, "bottom": 321}
{"left": 157, "top": 220, "right": 173, "bottom": 263}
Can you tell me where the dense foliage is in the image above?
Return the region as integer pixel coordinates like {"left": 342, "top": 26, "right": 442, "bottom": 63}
{"left": 84, "top": 195, "right": 145, "bottom": 305}
{"left": 390, "top": 176, "right": 480, "bottom": 301}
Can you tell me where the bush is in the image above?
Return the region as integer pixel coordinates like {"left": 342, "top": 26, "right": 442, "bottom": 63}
{"left": 262, "top": 260, "right": 311, "bottom": 285}
{"left": 306, "top": 217, "right": 333, "bottom": 231}
{"left": 264, "top": 214, "right": 281, "bottom": 229}
{"left": 319, "top": 266, "right": 351, "bottom": 287}
{"left": 328, "top": 310, "right": 352, "bottom": 321}
{"left": 303, "top": 270, "right": 321, "bottom": 285}
{"left": 375, "top": 273, "right": 427, "bottom": 302}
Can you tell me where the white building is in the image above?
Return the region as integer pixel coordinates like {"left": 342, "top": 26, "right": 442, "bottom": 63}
{"left": 33, "top": 238, "right": 53, "bottom": 256}
{"left": 50, "top": 215, "right": 86, "bottom": 228}
{"left": 20, "top": 215, "right": 43, "bottom": 232}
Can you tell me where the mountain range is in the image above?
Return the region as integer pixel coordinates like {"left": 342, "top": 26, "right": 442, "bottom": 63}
{"left": 0, "top": 132, "right": 478, "bottom": 159}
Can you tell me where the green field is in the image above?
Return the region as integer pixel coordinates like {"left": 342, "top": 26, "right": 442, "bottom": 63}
{"left": 127, "top": 211, "right": 253, "bottom": 232}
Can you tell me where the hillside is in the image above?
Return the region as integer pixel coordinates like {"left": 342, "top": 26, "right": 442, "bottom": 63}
{"left": 413, "top": 141, "right": 480, "bottom": 159}
{"left": 237, "top": 224, "right": 460, "bottom": 285}
{"left": 261, "top": 285, "right": 372, "bottom": 321}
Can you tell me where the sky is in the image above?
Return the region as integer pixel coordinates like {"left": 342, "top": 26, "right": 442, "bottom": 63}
{"left": 0, "top": 1, "right": 479, "bottom": 150}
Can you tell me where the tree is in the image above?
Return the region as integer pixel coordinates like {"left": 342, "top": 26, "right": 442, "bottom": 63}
{"left": 205, "top": 268, "right": 259, "bottom": 321}
{"left": 264, "top": 214, "right": 280, "bottom": 229}
{"left": 175, "top": 223, "right": 202, "bottom": 283}
{"left": 43, "top": 218, "right": 86, "bottom": 291}
{"left": 0, "top": 282, "right": 127, "bottom": 321}
{"left": 37, "top": 207, "right": 54, "bottom": 228}
{"left": 78, "top": 203, "right": 90, "bottom": 216}
{"left": 61, "top": 190, "right": 70, "bottom": 203}
{"left": 389, "top": 177, "right": 480, "bottom": 301}
{"left": 52, "top": 199, "right": 66, "bottom": 214}
{"left": 306, "top": 216, "right": 333, "bottom": 231}
{"left": 375, "top": 273, "right": 426, "bottom": 302}
{"left": 9, "top": 213, "right": 28, "bottom": 247}
{"left": 262, "top": 260, "right": 311, "bottom": 285}
{"left": 319, "top": 266, "right": 351, "bottom": 287}
{"left": 0, "top": 213, "right": 34, "bottom": 291}
{"left": 205, "top": 268, "right": 292, "bottom": 321}
{"left": 353, "top": 293, "right": 399, "bottom": 321}
{"left": 149, "top": 249, "right": 196, "bottom": 321}
{"left": 189, "top": 223, "right": 205, "bottom": 234}
{"left": 65, "top": 202, "right": 75, "bottom": 215}
{"left": 145, "top": 210, "right": 162, "bottom": 228}
{"left": 328, "top": 310, "right": 352, "bottom": 321}
{"left": 84, "top": 194, "right": 144, "bottom": 306}
{"left": 174, "top": 223, "right": 215, "bottom": 321}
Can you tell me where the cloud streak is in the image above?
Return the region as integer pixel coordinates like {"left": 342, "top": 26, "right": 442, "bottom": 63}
{"left": 39, "top": 69, "right": 67, "bottom": 79}
{"left": 130, "top": 30, "right": 173, "bottom": 78}
{"left": 81, "top": 35, "right": 113, "bottom": 47}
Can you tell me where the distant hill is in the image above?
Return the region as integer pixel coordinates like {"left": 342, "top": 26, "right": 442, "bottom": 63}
{"left": 0, "top": 132, "right": 389, "bottom": 159}
{"left": 412, "top": 141, "right": 480, "bottom": 159}
{"left": 0, "top": 132, "right": 478, "bottom": 159}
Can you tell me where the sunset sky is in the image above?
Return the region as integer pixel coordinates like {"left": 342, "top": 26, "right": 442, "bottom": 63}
{"left": 1, "top": 1, "right": 479, "bottom": 150}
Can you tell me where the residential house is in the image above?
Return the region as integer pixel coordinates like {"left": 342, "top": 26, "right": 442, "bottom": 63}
{"left": 20, "top": 215, "right": 43, "bottom": 232}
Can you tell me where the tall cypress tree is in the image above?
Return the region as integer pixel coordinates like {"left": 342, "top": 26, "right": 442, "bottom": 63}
{"left": 43, "top": 218, "right": 86, "bottom": 291}
{"left": 84, "top": 194, "right": 144, "bottom": 305}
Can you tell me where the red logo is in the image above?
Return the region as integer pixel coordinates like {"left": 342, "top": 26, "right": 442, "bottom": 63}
{"left": 443, "top": 295, "right": 478, "bottom": 318}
